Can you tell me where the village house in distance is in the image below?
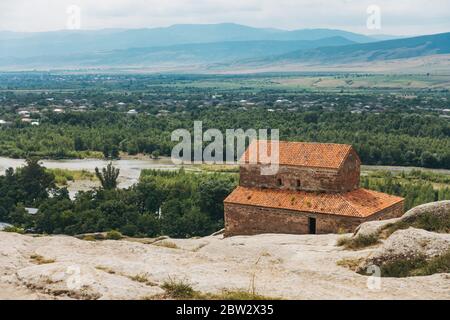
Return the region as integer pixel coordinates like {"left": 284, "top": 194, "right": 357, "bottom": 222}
{"left": 224, "top": 141, "right": 405, "bottom": 236}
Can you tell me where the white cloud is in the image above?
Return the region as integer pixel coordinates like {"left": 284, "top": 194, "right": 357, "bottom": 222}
{"left": 0, "top": 0, "right": 449, "bottom": 35}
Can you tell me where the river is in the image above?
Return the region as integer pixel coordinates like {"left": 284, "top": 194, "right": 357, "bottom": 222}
{"left": 0, "top": 157, "right": 180, "bottom": 198}
{"left": 0, "top": 157, "right": 448, "bottom": 199}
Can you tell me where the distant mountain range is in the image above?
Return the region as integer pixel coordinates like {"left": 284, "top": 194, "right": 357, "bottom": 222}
{"left": 244, "top": 32, "right": 450, "bottom": 67}
{"left": 0, "top": 23, "right": 448, "bottom": 72}
{"left": 0, "top": 23, "right": 380, "bottom": 57}
{"left": 0, "top": 37, "right": 356, "bottom": 68}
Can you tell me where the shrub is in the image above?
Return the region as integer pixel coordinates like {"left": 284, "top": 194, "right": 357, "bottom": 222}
{"left": 337, "top": 234, "right": 380, "bottom": 250}
{"left": 130, "top": 274, "right": 150, "bottom": 283}
{"left": 160, "top": 278, "right": 280, "bottom": 300}
{"left": 3, "top": 226, "right": 25, "bottom": 234}
{"left": 336, "top": 236, "right": 351, "bottom": 247}
{"left": 120, "top": 224, "right": 138, "bottom": 237}
{"left": 106, "top": 230, "right": 123, "bottom": 240}
{"left": 210, "top": 290, "right": 277, "bottom": 300}
{"left": 378, "top": 256, "right": 428, "bottom": 278}
{"left": 336, "top": 258, "right": 365, "bottom": 271}
{"left": 129, "top": 273, "right": 157, "bottom": 286}
{"left": 151, "top": 150, "right": 160, "bottom": 159}
{"left": 417, "top": 250, "right": 450, "bottom": 276}
{"left": 381, "top": 212, "right": 450, "bottom": 240}
{"left": 83, "top": 235, "right": 96, "bottom": 241}
{"left": 153, "top": 240, "right": 179, "bottom": 249}
{"left": 365, "top": 250, "right": 450, "bottom": 278}
{"left": 161, "top": 278, "right": 196, "bottom": 299}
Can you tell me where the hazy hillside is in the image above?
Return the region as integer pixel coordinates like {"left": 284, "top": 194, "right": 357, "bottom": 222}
{"left": 0, "top": 23, "right": 447, "bottom": 72}
{"left": 0, "top": 37, "right": 355, "bottom": 68}
{"left": 258, "top": 32, "right": 450, "bottom": 65}
{"left": 0, "top": 23, "right": 375, "bottom": 59}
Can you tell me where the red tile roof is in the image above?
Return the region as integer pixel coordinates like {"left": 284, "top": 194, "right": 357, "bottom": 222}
{"left": 240, "top": 140, "right": 354, "bottom": 169}
{"left": 224, "top": 186, "right": 404, "bottom": 218}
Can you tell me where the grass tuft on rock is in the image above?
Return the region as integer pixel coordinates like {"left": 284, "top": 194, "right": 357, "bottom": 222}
{"left": 82, "top": 235, "right": 97, "bottom": 241}
{"left": 362, "top": 250, "right": 450, "bottom": 278}
{"left": 161, "top": 278, "right": 196, "bottom": 299}
{"left": 417, "top": 250, "right": 450, "bottom": 276}
{"left": 160, "top": 278, "right": 279, "bottom": 300}
{"left": 153, "top": 240, "right": 179, "bottom": 249}
{"left": 209, "top": 290, "right": 276, "bottom": 300}
{"left": 337, "top": 234, "right": 380, "bottom": 250}
{"left": 106, "top": 230, "right": 123, "bottom": 240}
{"left": 382, "top": 212, "right": 450, "bottom": 238}
{"left": 340, "top": 210, "right": 449, "bottom": 251}
{"left": 336, "top": 258, "right": 365, "bottom": 271}
{"left": 129, "top": 273, "right": 157, "bottom": 286}
{"left": 3, "top": 226, "right": 25, "bottom": 234}
{"left": 30, "top": 254, "right": 55, "bottom": 265}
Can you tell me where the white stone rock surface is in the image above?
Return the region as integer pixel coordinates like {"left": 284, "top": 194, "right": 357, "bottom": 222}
{"left": 0, "top": 231, "right": 448, "bottom": 300}
{"left": 402, "top": 200, "right": 450, "bottom": 223}
{"left": 354, "top": 200, "right": 450, "bottom": 238}
{"left": 353, "top": 218, "right": 400, "bottom": 238}
{"left": 363, "top": 228, "right": 450, "bottom": 267}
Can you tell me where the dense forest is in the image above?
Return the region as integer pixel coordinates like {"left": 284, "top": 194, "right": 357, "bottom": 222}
{"left": 360, "top": 170, "right": 450, "bottom": 210}
{"left": 1, "top": 73, "right": 449, "bottom": 168}
{"left": 0, "top": 160, "right": 448, "bottom": 238}
{"left": 0, "top": 109, "right": 449, "bottom": 168}
{"left": 0, "top": 160, "right": 237, "bottom": 237}
{"left": 0, "top": 73, "right": 449, "bottom": 237}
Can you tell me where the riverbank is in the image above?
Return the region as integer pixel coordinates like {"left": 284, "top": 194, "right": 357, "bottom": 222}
{"left": 0, "top": 156, "right": 449, "bottom": 199}
{"left": 1, "top": 157, "right": 449, "bottom": 179}
{"left": 0, "top": 156, "right": 177, "bottom": 189}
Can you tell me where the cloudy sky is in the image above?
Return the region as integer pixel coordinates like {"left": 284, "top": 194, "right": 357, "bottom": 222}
{"left": 0, "top": 0, "right": 449, "bottom": 35}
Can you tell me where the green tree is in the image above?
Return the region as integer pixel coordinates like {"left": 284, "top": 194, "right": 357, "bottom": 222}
{"left": 199, "top": 178, "right": 234, "bottom": 222}
{"left": 111, "top": 146, "right": 120, "bottom": 159}
{"left": 8, "top": 205, "right": 33, "bottom": 228}
{"left": 74, "top": 136, "right": 86, "bottom": 151}
{"left": 102, "top": 145, "right": 111, "bottom": 159}
{"left": 151, "top": 150, "right": 160, "bottom": 159}
{"left": 18, "top": 158, "right": 55, "bottom": 205}
{"left": 421, "top": 151, "right": 439, "bottom": 168}
{"left": 95, "top": 163, "right": 120, "bottom": 190}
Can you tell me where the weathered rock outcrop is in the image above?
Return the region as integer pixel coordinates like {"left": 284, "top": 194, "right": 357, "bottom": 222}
{"left": 346, "top": 201, "right": 450, "bottom": 277}
{"left": 353, "top": 218, "right": 400, "bottom": 238}
{"left": 362, "top": 228, "right": 450, "bottom": 268}
{"left": 15, "top": 263, "right": 164, "bottom": 300}
{"left": 1, "top": 231, "right": 448, "bottom": 300}
{"left": 354, "top": 200, "right": 450, "bottom": 238}
{"left": 401, "top": 200, "right": 450, "bottom": 223}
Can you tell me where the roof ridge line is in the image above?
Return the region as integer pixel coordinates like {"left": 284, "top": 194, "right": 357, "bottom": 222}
{"left": 336, "top": 145, "right": 353, "bottom": 170}
{"left": 337, "top": 191, "right": 363, "bottom": 217}
{"left": 265, "top": 140, "right": 353, "bottom": 147}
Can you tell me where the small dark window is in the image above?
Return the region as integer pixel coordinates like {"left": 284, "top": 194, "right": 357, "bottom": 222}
{"left": 296, "top": 180, "right": 301, "bottom": 188}
{"left": 277, "top": 179, "right": 282, "bottom": 186}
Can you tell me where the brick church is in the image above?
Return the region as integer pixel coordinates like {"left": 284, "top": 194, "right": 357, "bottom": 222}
{"left": 224, "top": 140, "right": 404, "bottom": 236}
